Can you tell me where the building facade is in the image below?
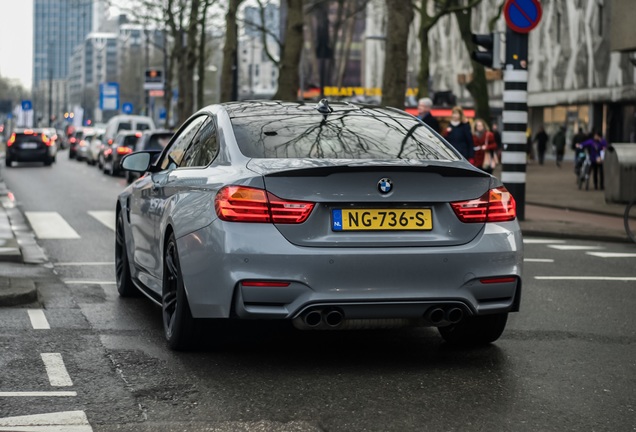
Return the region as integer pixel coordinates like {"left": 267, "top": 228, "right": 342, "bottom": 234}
{"left": 363, "top": 0, "right": 636, "bottom": 143}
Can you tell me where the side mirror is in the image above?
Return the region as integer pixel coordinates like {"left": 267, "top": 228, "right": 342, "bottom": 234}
{"left": 121, "top": 152, "right": 152, "bottom": 172}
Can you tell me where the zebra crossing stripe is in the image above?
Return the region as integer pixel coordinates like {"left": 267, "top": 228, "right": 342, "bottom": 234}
{"left": 87, "top": 211, "right": 116, "bottom": 231}
{"left": 25, "top": 212, "right": 80, "bottom": 239}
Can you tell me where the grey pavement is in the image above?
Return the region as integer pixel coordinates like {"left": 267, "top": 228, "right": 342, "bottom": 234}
{"left": 0, "top": 154, "right": 632, "bottom": 306}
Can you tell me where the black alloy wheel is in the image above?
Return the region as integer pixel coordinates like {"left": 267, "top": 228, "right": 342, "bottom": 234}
{"left": 162, "top": 233, "right": 198, "bottom": 350}
{"left": 438, "top": 313, "right": 508, "bottom": 346}
{"left": 115, "top": 211, "right": 136, "bottom": 297}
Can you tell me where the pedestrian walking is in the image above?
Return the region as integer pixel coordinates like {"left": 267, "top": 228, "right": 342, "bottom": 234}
{"left": 417, "top": 97, "right": 440, "bottom": 134}
{"left": 444, "top": 106, "right": 474, "bottom": 161}
{"left": 472, "top": 119, "right": 497, "bottom": 174}
{"left": 572, "top": 127, "right": 588, "bottom": 179}
{"left": 534, "top": 126, "right": 549, "bottom": 165}
{"left": 578, "top": 131, "right": 608, "bottom": 190}
{"left": 553, "top": 126, "right": 566, "bottom": 167}
{"left": 491, "top": 122, "right": 503, "bottom": 165}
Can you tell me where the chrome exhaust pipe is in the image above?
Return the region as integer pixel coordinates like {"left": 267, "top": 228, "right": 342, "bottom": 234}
{"left": 303, "top": 310, "right": 323, "bottom": 327}
{"left": 446, "top": 307, "right": 464, "bottom": 324}
{"left": 324, "top": 309, "right": 344, "bottom": 327}
{"left": 425, "top": 307, "right": 445, "bottom": 325}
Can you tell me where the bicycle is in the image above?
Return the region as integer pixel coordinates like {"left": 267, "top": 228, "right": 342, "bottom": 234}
{"left": 625, "top": 195, "right": 636, "bottom": 244}
{"left": 577, "top": 148, "right": 592, "bottom": 190}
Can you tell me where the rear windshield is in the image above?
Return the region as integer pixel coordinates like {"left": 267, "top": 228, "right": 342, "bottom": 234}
{"left": 123, "top": 136, "right": 139, "bottom": 147}
{"left": 15, "top": 132, "right": 43, "bottom": 143}
{"left": 137, "top": 123, "right": 152, "bottom": 131}
{"left": 230, "top": 113, "right": 458, "bottom": 160}
{"left": 117, "top": 123, "right": 132, "bottom": 131}
{"left": 146, "top": 133, "right": 173, "bottom": 151}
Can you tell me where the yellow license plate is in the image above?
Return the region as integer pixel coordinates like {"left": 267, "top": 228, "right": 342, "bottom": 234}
{"left": 332, "top": 209, "right": 432, "bottom": 231}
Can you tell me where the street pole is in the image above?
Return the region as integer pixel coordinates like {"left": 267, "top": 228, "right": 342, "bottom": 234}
{"left": 500, "top": 0, "right": 542, "bottom": 222}
{"left": 501, "top": 30, "right": 529, "bottom": 221}
{"left": 48, "top": 43, "right": 53, "bottom": 127}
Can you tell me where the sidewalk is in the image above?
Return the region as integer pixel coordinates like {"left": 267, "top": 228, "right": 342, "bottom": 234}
{"left": 518, "top": 156, "right": 629, "bottom": 243}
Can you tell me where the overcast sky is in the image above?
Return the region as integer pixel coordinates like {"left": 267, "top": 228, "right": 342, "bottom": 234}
{"left": 0, "top": 0, "right": 34, "bottom": 90}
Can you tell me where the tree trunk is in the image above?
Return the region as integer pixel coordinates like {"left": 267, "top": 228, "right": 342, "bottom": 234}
{"left": 454, "top": 6, "right": 491, "bottom": 124}
{"left": 381, "top": 0, "right": 414, "bottom": 108}
{"left": 335, "top": 1, "right": 356, "bottom": 88}
{"left": 179, "top": 0, "right": 200, "bottom": 123}
{"left": 220, "top": 0, "right": 242, "bottom": 102}
{"left": 273, "top": 0, "right": 304, "bottom": 101}
{"left": 417, "top": 20, "right": 431, "bottom": 99}
{"left": 197, "top": 1, "right": 210, "bottom": 110}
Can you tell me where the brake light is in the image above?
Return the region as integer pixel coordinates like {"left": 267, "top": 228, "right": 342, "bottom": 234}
{"left": 451, "top": 187, "right": 516, "bottom": 223}
{"left": 215, "top": 186, "right": 314, "bottom": 224}
{"left": 70, "top": 137, "right": 76, "bottom": 144}
{"left": 135, "top": 132, "right": 142, "bottom": 138}
{"left": 42, "top": 134, "right": 52, "bottom": 146}
{"left": 104, "top": 148, "right": 112, "bottom": 156}
{"left": 24, "top": 129, "right": 34, "bottom": 135}
{"left": 108, "top": 139, "right": 113, "bottom": 145}
{"left": 79, "top": 140, "right": 87, "bottom": 147}
{"left": 7, "top": 133, "right": 16, "bottom": 147}
{"left": 116, "top": 146, "right": 133, "bottom": 155}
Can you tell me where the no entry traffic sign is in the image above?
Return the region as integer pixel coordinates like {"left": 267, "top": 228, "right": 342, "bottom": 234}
{"left": 504, "top": 0, "right": 542, "bottom": 34}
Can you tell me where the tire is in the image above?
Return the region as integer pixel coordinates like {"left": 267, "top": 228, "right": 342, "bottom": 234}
{"left": 44, "top": 159, "right": 52, "bottom": 166}
{"left": 625, "top": 198, "right": 636, "bottom": 244}
{"left": 438, "top": 313, "right": 508, "bottom": 347}
{"left": 162, "top": 233, "right": 199, "bottom": 350}
{"left": 5, "top": 158, "right": 11, "bottom": 167}
{"left": 115, "top": 210, "right": 137, "bottom": 297}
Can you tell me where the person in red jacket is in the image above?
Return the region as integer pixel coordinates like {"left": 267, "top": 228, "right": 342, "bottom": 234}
{"left": 472, "top": 119, "right": 497, "bottom": 173}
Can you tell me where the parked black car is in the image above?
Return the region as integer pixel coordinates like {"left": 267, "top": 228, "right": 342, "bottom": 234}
{"left": 125, "top": 129, "right": 173, "bottom": 184}
{"left": 103, "top": 131, "right": 141, "bottom": 176}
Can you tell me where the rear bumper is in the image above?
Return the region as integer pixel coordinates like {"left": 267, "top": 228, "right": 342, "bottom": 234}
{"left": 7, "top": 147, "right": 53, "bottom": 162}
{"left": 176, "top": 220, "right": 524, "bottom": 320}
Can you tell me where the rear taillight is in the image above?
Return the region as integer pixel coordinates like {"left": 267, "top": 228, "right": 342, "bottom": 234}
{"left": 70, "top": 137, "right": 76, "bottom": 144}
{"left": 451, "top": 187, "right": 516, "bottom": 223}
{"left": 116, "top": 146, "right": 133, "bottom": 155}
{"left": 78, "top": 140, "right": 86, "bottom": 147}
{"left": 104, "top": 148, "right": 112, "bottom": 156}
{"left": 42, "top": 135, "right": 52, "bottom": 146}
{"left": 7, "top": 133, "right": 16, "bottom": 147}
{"left": 215, "top": 186, "right": 314, "bottom": 224}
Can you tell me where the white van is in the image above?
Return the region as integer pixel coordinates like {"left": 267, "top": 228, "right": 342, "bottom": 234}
{"left": 104, "top": 115, "right": 156, "bottom": 144}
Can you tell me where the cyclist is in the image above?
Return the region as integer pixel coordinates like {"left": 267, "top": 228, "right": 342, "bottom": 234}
{"left": 578, "top": 131, "right": 608, "bottom": 190}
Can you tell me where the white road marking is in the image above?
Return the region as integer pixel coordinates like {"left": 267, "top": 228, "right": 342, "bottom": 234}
{"left": 524, "top": 258, "right": 555, "bottom": 262}
{"left": 87, "top": 211, "right": 116, "bottom": 231}
{"left": 41, "top": 354, "right": 73, "bottom": 387}
{"left": 62, "top": 280, "right": 116, "bottom": 285}
{"left": 586, "top": 252, "right": 636, "bottom": 258}
{"left": 523, "top": 239, "right": 566, "bottom": 244}
{"left": 535, "top": 276, "right": 636, "bottom": 281}
{"left": 25, "top": 212, "right": 80, "bottom": 239}
{"left": 54, "top": 262, "right": 114, "bottom": 266}
{"left": 27, "top": 310, "right": 50, "bottom": 330}
{"left": 547, "top": 245, "right": 605, "bottom": 251}
{"left": 0, "top": 410, "right": 91, "bottom": 432}
{"left": 0, "top": 391, "right": 77, "bottom": 397}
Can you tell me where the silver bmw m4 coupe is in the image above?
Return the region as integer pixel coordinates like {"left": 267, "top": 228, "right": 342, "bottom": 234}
{"left": 116, "top": 100, "right": 523, "bottom": 350}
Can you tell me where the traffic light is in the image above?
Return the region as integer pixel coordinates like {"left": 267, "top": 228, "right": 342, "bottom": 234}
{"left": 471, "top": 32, "right": 501, "bottom": 69}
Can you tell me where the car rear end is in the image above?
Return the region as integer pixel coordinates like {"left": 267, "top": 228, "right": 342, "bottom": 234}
{"left": 126, "top": 130, "right": 173, "bottom": 184}
{"left": 110, "top": 132, "right": 141, "bottom": 175}
{"left": 6, "top": 129, "right": 56, "bottom": 166}
{"left": 176, "top": 103, "right": 523, "bottom": 334}
{"left": 68, "top": 129, "right": 84, "bottom": 159}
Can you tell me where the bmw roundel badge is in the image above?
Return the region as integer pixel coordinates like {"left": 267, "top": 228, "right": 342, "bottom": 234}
{"left": 378, "top": 178, "right": 392, "bottom": 194}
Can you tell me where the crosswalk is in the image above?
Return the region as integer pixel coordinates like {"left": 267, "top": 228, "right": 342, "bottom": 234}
{"left": 25, "top": 211, "right": 115, "bottom": 239}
